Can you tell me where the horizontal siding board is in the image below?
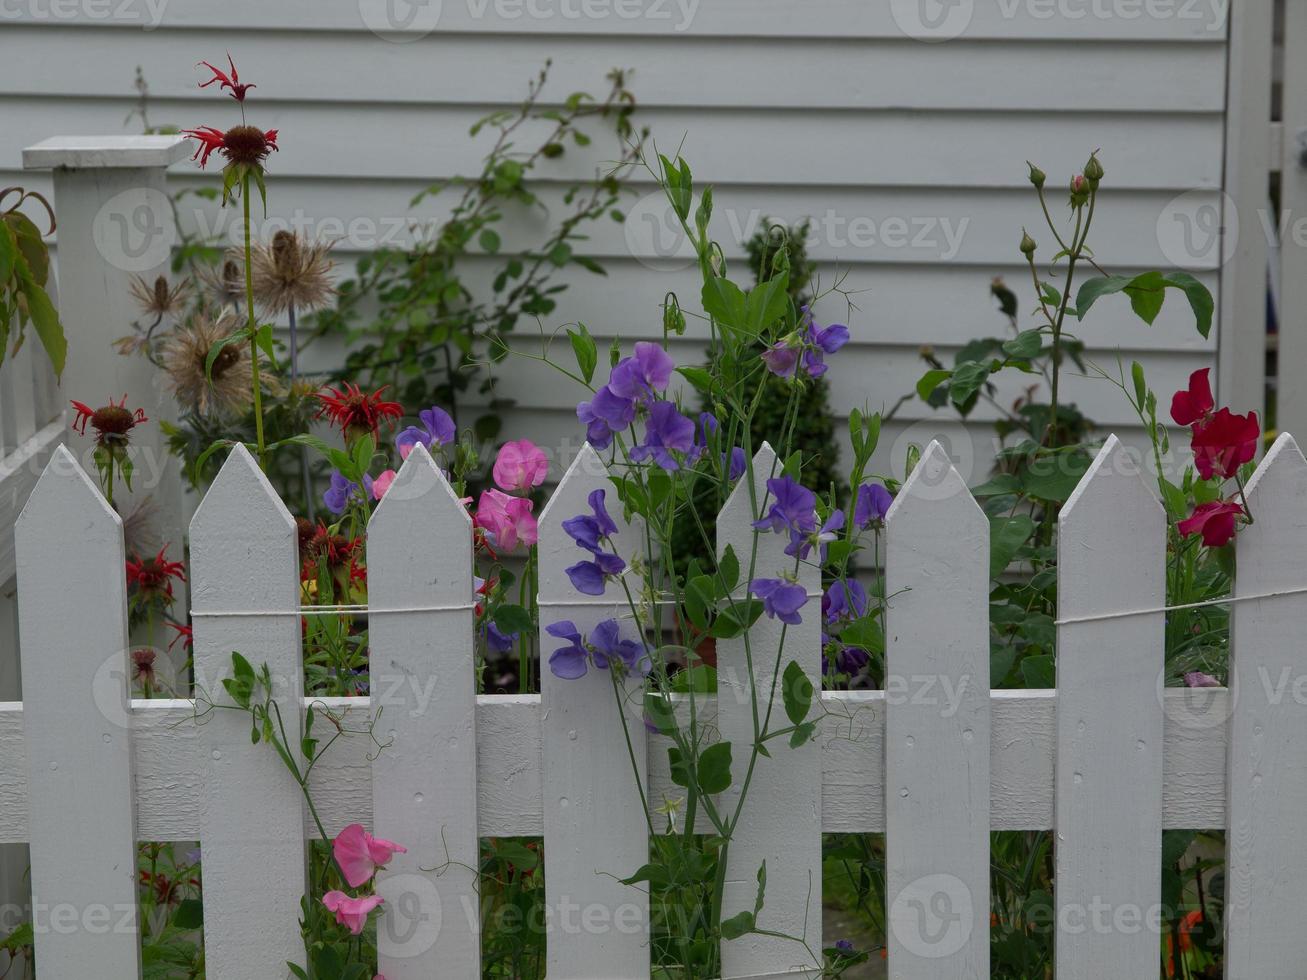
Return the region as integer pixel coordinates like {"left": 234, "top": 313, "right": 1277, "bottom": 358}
{"left": 0, "top": 27, "right": 1227, "bottom": 111}
{"left": 0, "top": 0, "right": 1228, "bottom": 38}
{"left": 0, "top": 100, "right": 1224, "bottom": 189}
{"left": 0, "top": 688, "right": 1233, "bottom": 842}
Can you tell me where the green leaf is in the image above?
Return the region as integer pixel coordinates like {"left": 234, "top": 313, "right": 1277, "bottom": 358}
{"left": 1020, "top": 654, "right": 1055, "bottom": 689}
{"left": 916, "top": 368, "right": 952, "bottom": 401}
{"left": 684, "top": 574, "right": 716, "bottom": 631}
{"left": 701, "top": 277, "right": 747, "bottom": 333}
{"left": 645, "top": 693, "right": 677, "bottom": 735}
{"left": 172, "top": 899, "right": 204, "bottom": 929}
{"left": 949, "top": 360, "right": 993, "bottom": 408}
{"left": 493, "top": 603, "right": 533, "bottom": 635}
{"left": 989, "top": 515, "right": 1036, "bottom": 579}
{"left": 1124, "top": 271, "right": 1166, "bottom": 324}
{"left": 1002, "top": 329, "right": 1043, "bottom": 360}
{"left": 1074, "top": 274, "right": 1133, "bottom": 320}
{"left": 567, "top": 324, "right": 598, "bottom": 385}
{"left": 479, "top": 229, "right": 501, "bottom": 254}
{"left": 1162, "top": 271, "right": 1214, "bottom": 339}
{"left": 1020, "top": 451, "right": 1092, "bottom": 503}
{"left": 0, "top": 221, "right": 17, "bottom": 285}
{"left": 717, "top": 544, "right": 740, "bottom": 592}
{"left": 670, "top": 665, "right": 716, "bottom": 694}
{"left": 697, "top": 741, "right": 732, "bottom": 795}
{"left": 753, "top": 861, "right": 767, "bottom": 915}
{"left": 350, "top": 432, "right": 375, "bottom": 478}
{"left": 676, "top": 365, "right": 713, "bottom": 395}
{"left": 788, "top": 721, "right": 817, "bottom": 748}
{"left": 970, "top": 473, "right": 1021, "bottom": 497}
{"left": 668, "top": 746, "right": 691, "bottom": 788}
{"left": 781, "top": 660, "right": 813, "bottom": 725}
{"left": 711, "top": 598, "right": 763, "bottom": 639}
{"left": 19, "top": 277, "right": 66, "bottom": 377}
{"left": 720, "top": 910, "right": 755, "bottom": 940}
{"left": 744, "top": 275, "right": 790, "bottom": 335}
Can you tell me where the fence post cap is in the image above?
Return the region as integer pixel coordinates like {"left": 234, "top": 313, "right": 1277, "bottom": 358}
{"left": 22, "top": 135, "right": 191, "bottom": 170}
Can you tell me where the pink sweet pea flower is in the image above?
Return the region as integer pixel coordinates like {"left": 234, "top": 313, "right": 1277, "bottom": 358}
{"left": 493, "top": 439, "right": 549, "bottom": 493}
{"left": 372, "top": 469, "right": 397, "bottom": 501}
{"left": 322, "top": 890, "right": 383, "bottom": 935}
{"left": 474, "top": 488, "right": 538, "bottom": 551}
{"left": 332, "top": 823, "right": 408, "bottom": 888}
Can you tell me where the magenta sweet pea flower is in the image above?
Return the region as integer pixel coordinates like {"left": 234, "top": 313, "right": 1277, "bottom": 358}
{"left": 372, "top": 469, "right": 397, "bottom": 501}
{"left": 322, "top": 890, "right": 384, "bottom": 935}
{"left": 493, "top": 439, "right": 549, "bottom": 493}
{"left": 332, "top": 823, "right": 408, "bottom": 888}
{"left": 475, "top": 489, "right": 538, "bottom": 551}
{"left": 1184, "top": 671, "right": 1220, "bottom": 688}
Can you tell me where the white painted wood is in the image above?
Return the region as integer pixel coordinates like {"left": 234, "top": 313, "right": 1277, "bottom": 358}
{"left": 0, "top": 686, "right": 1239, "bottom": 844}
{"left": 716, "top": 443, "right": 822, "bottom": 978}
{"left": 1275, "top": 4, "right": 1307, "bottom": 446}
{"left": 1054, "top": 435, "right": 1165, "bottom": 980}
{"left": 536, "top": 442, "right": 649, "bottom": 979}
{"left": 189, "top": 444, "right": 306, "bottom": 980}
{"left": 0, "top": 420, "right": 65, "bottom": 587}
{"left": 366, "top": 445, "right": 479, "bottom": 977}
{"left": 23, "top": 144, "right": 186, "bottom": 556}
{"left": 15, "top": 444, "right": 141, "bottom": 978}
{"left": 1216, "top": 0, "right": 1273, "bottom": 421}
{"left": 1224, "top": 433, "right": 1307, "bottom": 977}
{"left": 884, "top": 441, "right": 989, "bottom": 978}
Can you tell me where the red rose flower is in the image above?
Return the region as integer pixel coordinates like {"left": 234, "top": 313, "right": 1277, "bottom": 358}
{"left": 1170, "top": 367, "right": 1214, "bottom": 427}
{"left": 314, "top": 383, "right": 403, "bottom": 442}
{"left": 1177, "top": 500, "right": 1245, "bottom": 547}
{"left": 1191, "top": 408, "right": 1260, "bottom": 480}
{"left": 198, "top": 53, "right": 255, "bottom": 103}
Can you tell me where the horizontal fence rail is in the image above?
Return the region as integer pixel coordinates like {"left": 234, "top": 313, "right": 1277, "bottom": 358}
{"left": 5, "top": 433, "right": 1306, "bottom": 979}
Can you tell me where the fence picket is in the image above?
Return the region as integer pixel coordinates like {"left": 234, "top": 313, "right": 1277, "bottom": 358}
{"left": 1054, "top": 435, "right": 1165, "bottom": 979}
{"left": 15, "top": 446, "right": 141, "bottom": 978}
{"left": 1224, "top": 432, "right": 1307, "bottom": 977}
{"left": 716, "top": 443, "right": 822, "bottom": 978}
{"left": 367, "top": 445, "right": 479, "bottom": 977}
{"left": 190, "top": 444, "right": 307, "bottom": 979}
{"left": 536, "top": 443, "right": 649, "bottom": 979}
{"left": 884, "top": 441, "right": 990, "bottom": 977}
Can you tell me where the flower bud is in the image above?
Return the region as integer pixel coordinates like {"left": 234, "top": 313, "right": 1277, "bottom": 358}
{"left": 1027, "top": 162, "right": 1046, "bottom": 189}
{"left": 1019, "top": 230, "right": 1037, "bottom": 256}
{"left": 1083, "top": 152, "right": 1104, "bottom": 186}
{"left": 1069, "top": 174, "right": 1090, "bottom": 207}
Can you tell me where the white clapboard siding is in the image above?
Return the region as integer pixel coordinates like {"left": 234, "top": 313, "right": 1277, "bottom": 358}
{"left": 536, "top": 443, "right": 650, "bottom": 979}
{"left": 367, "top": 445, "right": 480, "bottom": 977}
{"left": 1054, "top": 435, "right": 1165, "bottom": 979}
{"left": 189, "top": 445, "right": 308, "bottom": 979}
{"left": 716, "top": 444, "right": 822, "bottom": 977}
{"left": 15, "top": 445, "right": 141, "bottom": 978}
{"left": 885, "top": 442, "right": 989, "bottom": 978}
{"left": 1224, "top": 433, "right": 1307, "bottom": 977}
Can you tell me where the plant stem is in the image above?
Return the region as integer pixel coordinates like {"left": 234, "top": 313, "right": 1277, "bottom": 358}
{"left": 243, "top": 174, "right": 267, "bottom": 470}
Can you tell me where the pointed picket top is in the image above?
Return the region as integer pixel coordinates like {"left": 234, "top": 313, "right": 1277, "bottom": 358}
{"left": 718, "top": 442, "right": 797, "bottom": 569}
{"left": 885, "top": 439, "right": 986, "bottom": 528}
{"left": 189, "top": 444, "right": 294, "bottom": 582}
{"left": 538, "top": 441, "right": 633, "bottom": 600}
{"left": 369, "top": 443, "right": 471, "bottom": 598}
{"left": 720, "top": 440, "right": 778, "bottom": 521}
{"left": 1241, "top": 431, "right": 1307, "bottom": 511}
{"left": 16, "top": 443, "right": 120, "bottom": 537}
{"left": 1061, "top": 433, "right": 1163, "bottom": 526}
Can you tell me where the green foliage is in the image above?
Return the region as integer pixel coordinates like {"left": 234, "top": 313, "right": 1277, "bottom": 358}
{"left": 0, "top": 186, "right": 66, "bottom": 377}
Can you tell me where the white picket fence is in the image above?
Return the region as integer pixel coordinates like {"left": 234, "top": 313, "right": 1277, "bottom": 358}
{"left": 2, "top": 431, "right": 1306, "bottom": 979}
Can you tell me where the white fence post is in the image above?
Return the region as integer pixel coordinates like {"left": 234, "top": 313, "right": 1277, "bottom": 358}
{"left": 1054, "top": 435, "right": 1165, "bottom": 978}
{"left": 536, "top": 443, "right": 649, "bottom": 979}
{"left": 367, "top": 445, "right": 479, "bottom": 977}
{"left": 1224, "top": 432, "right": 1307, "bottom": 976}
{"left": 22, "top": 136, "right": 191, "bottom": 554}
{"left": 190, "top": 444, "right": 306, "bottom": 979}
{"left": 884, "top": 441, "right": 990, "bottom": 976}
{"left": 716, "top": 443, "right": 822, "bottom": 978}
{"left": 16, "top": 445, "right": 141, "bottom": 977}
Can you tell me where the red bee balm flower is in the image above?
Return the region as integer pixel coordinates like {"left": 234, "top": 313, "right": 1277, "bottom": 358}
{"left": 314, "top": 383, "right": 403, "bottom": 442}
{"left": 1178, "top": 500, "right": 1245, "bottom": 548}
{"left": 1191, "top": 407, "right": 1260, "bottom": 481}
{"left": 70, "top": 396, "right": 147, "bottom": 447}
{"left": 198, "top": 53, "right": 255, "bottom": 102}
{"left": 126, "top": 546, "right": 187, "bottom": 602}
{"left": 183, "top": 125, "right": 279, "bottom": 169}
{"left": 1170, "top": 368, "right": 1215, "bottom": 427}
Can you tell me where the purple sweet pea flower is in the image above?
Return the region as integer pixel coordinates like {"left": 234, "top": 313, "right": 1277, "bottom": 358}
{"left": 484, "top": 622, "right": 516, "bottom": 654}
{"left": 834, "top": 939, "right": 855, "bottom": 955}
{"left": 589, "top": 618, "right": 648, "bottom": 675}
{"left": 607, "top": 342, "right": 675, "bottom": 401}
{"left": 631, "top": 401, "right": 695, "bottom": 471}
{"left": 576, "top": 399, "right": 614, "bottom": 449}
{"left": 753, "top": 475, "right": 818, "bottom": 537}
{"left": 854, "top": 482, "right": 893, "bottom": 528}
{"left": 727, "top": 446, "right": 747, "bottom": 481}
{"left": 802, "top": 315, "right": 850, "bottom": 378}
{"left": 565, "top": 551, "right": 627, "bottom": 596}
{"left": 396, "top": 405, "right": 457, "bottom": 460}
{"left": 323, "top": 470, "right": 374, "bottom": 514}
{"left": 562, "top": 489, "right": 619, "bottom": 552}
{"left": 1184, "top": 671, "right": 1220, "bottom": 688}
{"left": 761, "top": 342, "right": 800, "bottom": 379}
{"left": 751, "top": 577, "right": 808, "bottom": 625}
{"left": 587, "top": 384, "right": 639, "bottom": 429}
{"left": 823, "top": 578, "right": 872, "bottom": 677}
{"left": 788, "top": 508, "right": 844, "bottom": 561}
{"left": 546, "top": 620, "right": 588, "bottom": 679}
